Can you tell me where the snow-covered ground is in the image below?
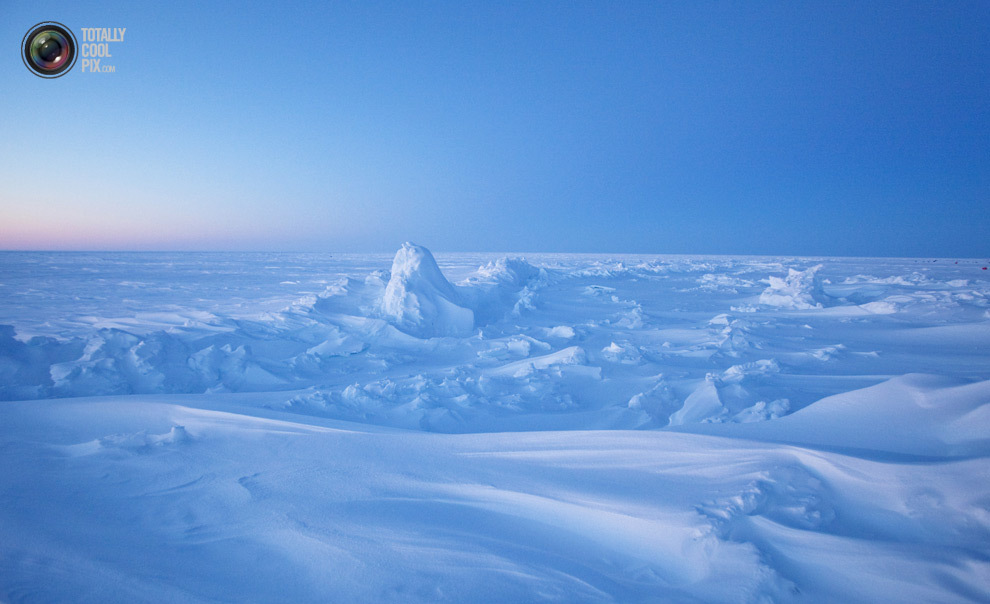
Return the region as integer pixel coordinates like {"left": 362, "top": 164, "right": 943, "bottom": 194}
{"left": 1, "top": 245, "right": 988, "bottom": 602}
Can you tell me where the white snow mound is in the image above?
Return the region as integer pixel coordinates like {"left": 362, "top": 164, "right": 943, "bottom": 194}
{"left": 759, "top": 264, "right": 826, "bottom": 309}
{"left": 381, "top": 243, "right": 475, "bottom": 338}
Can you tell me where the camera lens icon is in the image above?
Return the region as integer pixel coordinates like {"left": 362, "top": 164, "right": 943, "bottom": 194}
{"left": 22, "top": 22, "right": 78, "bottom": 78}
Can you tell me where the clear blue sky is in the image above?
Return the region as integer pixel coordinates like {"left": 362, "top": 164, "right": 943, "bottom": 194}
{"left": 1, "top": 1, "right": 987, "bottom": 255}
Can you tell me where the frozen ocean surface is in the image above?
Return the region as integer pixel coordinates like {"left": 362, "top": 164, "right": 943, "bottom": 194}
{"left": 1, "top": 246, "right": 989, "bottom": 602}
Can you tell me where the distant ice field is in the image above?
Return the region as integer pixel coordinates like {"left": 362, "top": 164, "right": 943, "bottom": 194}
{"left": 1, "top": 247, "right": 988, "bottom": 602}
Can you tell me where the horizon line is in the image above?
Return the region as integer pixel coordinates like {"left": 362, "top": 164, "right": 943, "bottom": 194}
{"left": 0, "top": 248, "right": 987, "bottom": 261}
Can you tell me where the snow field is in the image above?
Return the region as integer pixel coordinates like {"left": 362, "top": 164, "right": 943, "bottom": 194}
{"left": 1, "top": 391, "right": 987, "bottom": 603}
{"left": 1, "top": 246, "right": 989, "bottom": 601}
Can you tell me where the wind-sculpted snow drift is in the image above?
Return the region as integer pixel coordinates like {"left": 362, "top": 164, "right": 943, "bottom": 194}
{"left": 1, "top": 246, "right": 989, "bottom": 602}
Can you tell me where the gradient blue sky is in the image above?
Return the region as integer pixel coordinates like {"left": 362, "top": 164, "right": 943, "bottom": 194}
{"left": 1, "top": 1, "right": 987, "bottom": 255}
